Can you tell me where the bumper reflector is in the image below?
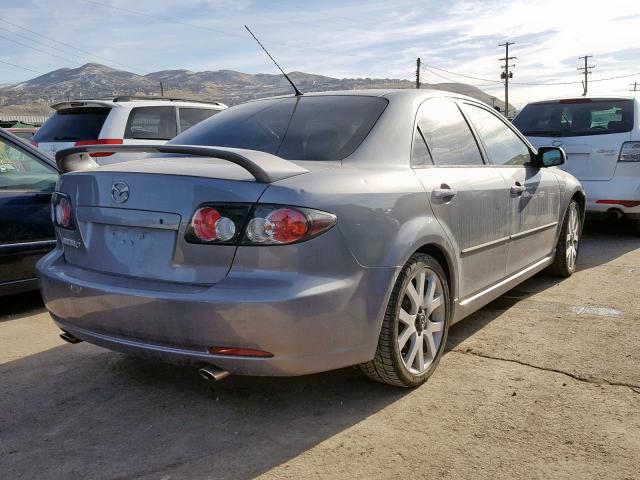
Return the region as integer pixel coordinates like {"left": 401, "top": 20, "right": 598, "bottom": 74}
{"left": 596, "top": 200, "right": 640, "bottom": 208}
{"left": 208, "top": 346, "right": 273, "bottom": 358}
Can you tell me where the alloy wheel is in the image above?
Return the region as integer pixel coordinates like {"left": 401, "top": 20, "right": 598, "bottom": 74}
{"left": 565, "top": 204, "right": 580, "bottom": 271}
{"left": 397, "top": 267, "right": 446, "bottom": 374}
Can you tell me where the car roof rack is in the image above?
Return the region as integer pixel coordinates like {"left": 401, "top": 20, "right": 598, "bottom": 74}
{"left": 111, "top": 96, "right": 225, "bottom": 106}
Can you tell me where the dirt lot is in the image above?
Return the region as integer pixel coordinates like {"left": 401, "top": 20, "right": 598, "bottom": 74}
{"left": 1, "top": 221, "right": 639, "bottom": 480}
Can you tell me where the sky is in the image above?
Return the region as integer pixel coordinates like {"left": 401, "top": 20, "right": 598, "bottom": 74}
{"left": 1, "top": 0, "right": 640, "bottom": 107}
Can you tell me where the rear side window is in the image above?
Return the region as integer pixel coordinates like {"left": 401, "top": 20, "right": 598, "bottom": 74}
{"left": 513, "top": 99, "right": 634, "bottom": 137}
{"left": 463, "top": 104, "right": 531, "bottom": 166}
{"left": 417, "top": 99, "right": 483, "bottom": 166}
{"left": 125, "top": 106, "right": 177, "bottom": 140}
{"left": 179, "top": 108, "right": 219, "bottom": 132}
{"left": 411, "top": 128, "right": 433, "bottom": 166}
{"left": 32, "top": 107, "right": 110, "bottom": 143}
{"left": 171, "top": 96, "right": 388, "bottom": 161}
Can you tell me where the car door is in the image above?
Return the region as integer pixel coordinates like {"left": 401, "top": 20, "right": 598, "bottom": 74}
{"left": 411, "top": 97, "right": 511, "bottom": 300}
{"left": 0, "top": 132, "right": 58, "bottom": 288}
{"left": 461, "top": 102, "right": 561, "bottom": 275}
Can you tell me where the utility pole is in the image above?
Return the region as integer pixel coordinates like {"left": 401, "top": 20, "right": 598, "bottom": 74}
{"left": 160, "top": 81, "right": 164, "bottom": 96}
{"left": 578, "top": 55, "right": 595, "bottom": 96}
{"left": 499, "top": 42, "right": 516, "bottom": 118}
{"left": 416, "top": 57, "right": 421, "bottom": 89}
{"left": 630, "top": 82, "right": 638, "bottom": 92}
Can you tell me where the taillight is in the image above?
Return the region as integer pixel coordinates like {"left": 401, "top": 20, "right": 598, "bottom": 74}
{"left": 51, "top": 192, "right": 75, "bottom": 230}
{"left": 31, "top": 140, "right": 39, "bottom": 148}
{"left": 243, "top": 205, "right": 336, "bottom": 245}
{"left": 74, "top": 139, "right": 123, "bottom": 158}
{"left": 186, "top": 205, "right": 251, "bottom": 244}
{"left": 185, "top": 204, "right": 337, "bottom": 246}
{"left": 618, "top": 142, "right": 640, "bottom": 162}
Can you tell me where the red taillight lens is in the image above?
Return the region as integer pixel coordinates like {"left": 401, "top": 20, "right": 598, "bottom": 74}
{"left": 31, "top": 140, "right": 39, "bottom": 148}
{"left": 185, "top": 204, "right": 336, "bottom": 246}
{"left": 244, "top": 205, "right": 336, "bottom": 245}
{"left": 74, "top": 139, "right": 123, "bottom": 158}
{"left": 187, "top": 205, "right": 246, "bottom": 244}
{"left": 52, "top": 192, "right": 74, "bottom": 229}
{"left": 208, "top": 346, "right": 273, "bottom": 358}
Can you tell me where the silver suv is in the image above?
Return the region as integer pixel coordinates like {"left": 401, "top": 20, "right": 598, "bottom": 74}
{"left": 32, "top": 96, "right": 226, "bottom": 164}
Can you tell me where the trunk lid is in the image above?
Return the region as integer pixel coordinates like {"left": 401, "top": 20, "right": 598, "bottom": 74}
{"left": 527, "top": 133, "right": 630, "bottom": 181}
{"left": 58, "top": 158, "right": 269, "bottom": 285}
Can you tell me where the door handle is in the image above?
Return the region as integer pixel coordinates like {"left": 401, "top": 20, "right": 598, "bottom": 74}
{"left": 510, "top": 183, "right": 526, "bottom": 196}
{"left": 433, "top": 186, "right": 457, "bottom": 199}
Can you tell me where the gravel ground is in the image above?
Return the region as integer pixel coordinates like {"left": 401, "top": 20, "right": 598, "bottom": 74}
{"left": 1, "top": 221, "right": 639, "bottom": 480}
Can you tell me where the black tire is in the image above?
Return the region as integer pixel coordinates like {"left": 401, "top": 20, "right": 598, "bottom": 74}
{"left": 359, "top": 253, "right": 450, "bottom": 387}
{"left": 549, "top": 200, "right": 581, "bottom": 277}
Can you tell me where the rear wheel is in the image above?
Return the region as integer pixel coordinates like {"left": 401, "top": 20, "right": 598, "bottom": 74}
{"left": 549, "top": 200, "right": 581, "bottom": 277}
{"left": 359, "top": 253, "right": 450, "bottom": 387}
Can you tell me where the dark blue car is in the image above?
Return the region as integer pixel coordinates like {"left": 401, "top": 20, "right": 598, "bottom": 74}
{"left": 0, "top": 128, "right": 58, "bottom": 295}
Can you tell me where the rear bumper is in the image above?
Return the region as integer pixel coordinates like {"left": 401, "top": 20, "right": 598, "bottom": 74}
{"left": 37, "top": 248, "right": 397, "bottom": 376}
{"left": 581, "top": 179, "right": 640, "bottom": 218}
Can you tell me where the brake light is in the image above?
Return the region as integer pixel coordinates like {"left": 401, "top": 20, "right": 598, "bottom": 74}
{"left": 185, "top": 204, "right": 337, "bottom": 246}
{"left": 74, "top": 139, "right": 123, "bottom": 158}
{"left": 618, "top": 142, "right": 640, "bottom": 162}
{"left": 31, "top": 140, "right": 39, "bottom": 148}
{"left": 243, "top": 205, "right": 336, "bottom": 245}
{"left": 191, "top": 207, "right": 236, "bottom": 242}
{"left": 596, "top": 200, "right": 640, "bottom": 208}
{"left": 52, "top": 192, "right": 75, "bottom": 229}
{"left": 559, "top": 98, "right": 592, "bottom": 104}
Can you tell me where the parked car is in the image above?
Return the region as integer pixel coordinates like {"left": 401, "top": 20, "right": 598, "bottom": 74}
{"left": 32, "top": 96, "right": 227, "bottom": 164}
{"left": 513, "top": 95, "right": 640, "bottom": 231}
{"left": 0, "top": 128, "right": 58, "bottom": 295}
{"left": 6, "top": 127, "right": 38, "bottom": 142}
{"left": 38, "top": 90, "right": 584, "bottom": 387}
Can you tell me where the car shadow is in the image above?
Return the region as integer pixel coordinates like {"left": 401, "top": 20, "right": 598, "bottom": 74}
{"left": 1, "top": 342, "right": 411, "bottom": 480}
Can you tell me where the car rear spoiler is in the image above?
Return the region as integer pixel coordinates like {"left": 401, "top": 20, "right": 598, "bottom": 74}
{"left": 55, "top": 144, "right": 309, "bottom": 183}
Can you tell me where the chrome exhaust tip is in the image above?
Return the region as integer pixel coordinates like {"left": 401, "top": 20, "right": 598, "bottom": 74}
{"left": 198, "top": 366, "right": 230, "bottom": 382}
{"left": 60, "top": 331, "right": 83, "bottom": 344}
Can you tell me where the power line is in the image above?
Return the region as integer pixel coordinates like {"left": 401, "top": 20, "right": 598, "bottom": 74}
{"left": 0, "top": 58, "right": 44, "bottom": 74}
{"left": 82, "top": 0, "right": 365, "bottom": 59}
{"left": 0, "top": 32, "right": 83, "bottom": 67}
{"left": 0, "top": 17, "right": 141, "bottom": 72}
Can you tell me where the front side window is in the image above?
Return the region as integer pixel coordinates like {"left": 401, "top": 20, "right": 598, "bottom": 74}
{"left": 171, "top": 96, "right": 389, "bottom": 161}
{"left": 417, "top": 99, "right": 483, "bottom": 166}
{"left": 463, "top": 104, "right": 531, "bottom": 166}
{"left": 125, "top": 106, "right": 177, "bottom": 140}
{"left": 0, "top": 138, "right": 57, "bottom": 192}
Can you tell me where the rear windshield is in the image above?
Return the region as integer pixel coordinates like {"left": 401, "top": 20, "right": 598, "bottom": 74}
{"left": 513, "top": 99, "right": 634, "bottom": 137}
{"left": 170, "top": 96, "right": 388, "bottom": 160}
{"left": 32, "top": 107, "right": 110, "bottom": 143}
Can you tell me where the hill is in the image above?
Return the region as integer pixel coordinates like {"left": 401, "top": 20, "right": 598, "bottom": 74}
{"left": 0, "top": 63, "right": 510, "bottom": 114}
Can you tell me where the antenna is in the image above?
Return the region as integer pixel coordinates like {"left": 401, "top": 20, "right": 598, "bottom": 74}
{"left": 244, "top": 25, "right": 302, "bottom": 96}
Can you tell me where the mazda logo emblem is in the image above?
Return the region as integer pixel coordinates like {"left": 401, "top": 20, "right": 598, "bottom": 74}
{"left": 111, "top": 182, "right": 130, "bottom": 203}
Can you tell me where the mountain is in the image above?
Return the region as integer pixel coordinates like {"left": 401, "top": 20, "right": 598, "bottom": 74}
{"left": 0, "top": 63, "right": 511, "bottom": 114}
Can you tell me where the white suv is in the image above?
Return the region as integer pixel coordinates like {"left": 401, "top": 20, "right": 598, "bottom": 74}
{"left": 32, "top": 96, "right": 227, "bottom": 164}
{"left": 514, "top": 95, "right": 639, "bottom": 230}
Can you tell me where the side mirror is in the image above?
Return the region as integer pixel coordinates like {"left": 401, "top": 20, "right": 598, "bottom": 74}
{"left": 535, "top": 146, "right": 565, "bottom": 167}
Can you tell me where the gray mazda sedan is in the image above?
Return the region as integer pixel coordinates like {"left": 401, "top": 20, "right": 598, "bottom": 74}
{"left": 38, "top": 90, "right": 584, "bottom": 387}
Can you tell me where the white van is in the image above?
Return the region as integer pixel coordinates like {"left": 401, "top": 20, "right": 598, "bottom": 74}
{"left": 514, "top": 96, "right": 639, "bottom": 231}
{"left": 32, "top": 96, "right": 227, "bottom": 165}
